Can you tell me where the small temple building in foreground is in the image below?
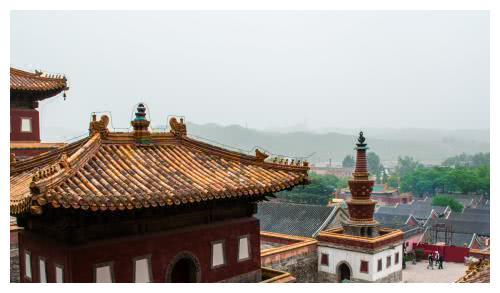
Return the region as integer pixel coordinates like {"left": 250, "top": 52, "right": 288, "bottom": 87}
{"left": 10, "top": 67, "right": 69, "bottom": 159}
{"left": 10, "top": 104, "right": 310, "bottom": 283}
{"left": 316, "top": 132, "right": 404, "bottom": 282}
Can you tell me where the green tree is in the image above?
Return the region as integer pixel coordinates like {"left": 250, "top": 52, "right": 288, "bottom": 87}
{"left": 387, "top": 175, "right": 399, "bottom": 188}
{"left": 367, "top": 152, "right": 381, "bottom": 175}
{"left": 432, "top": 195, "right": 464, "bottom": 212}
{"left": 342, "top": 155, "right": 355, "bottom": 168}
{"left": 382, "top": 171, "right": 389, "bottom": 184}
{"left": 395, "top": 156, "right": 422, "bottom": 177}
{"left": 442, "top": 152, "right": 490, "bottom": 168}
{"left": 276, "top": 172, "right": 340, "bottom": 205}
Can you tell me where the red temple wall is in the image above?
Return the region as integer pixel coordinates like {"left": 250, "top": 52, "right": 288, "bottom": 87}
{"left": 10, "top": 108, "right": 40, "bottom": 142}
{"left": 19, "top": 217, "right": 261, "bottom": 283}
{"left": 414, "top": 243, "right": 470, "bottom": 263}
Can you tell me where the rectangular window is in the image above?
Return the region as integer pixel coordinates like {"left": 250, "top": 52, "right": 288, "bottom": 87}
{"left": 360, "top": 260, "right": 369, "bottom": 273}
{"left": 39, "top": 257, "right": 47, "bottom": 283}
{"left": 94, "top": 262, "right": 114, "bottom": 283}
{"left": 377, "top": 259, "right": 382, "bottom": 272}
{"left": 133, "top": 255, "right": 152, "bottom": 283}
{"left": 24, "top": 251, "right": 32, "bottom": 280}
{"left": 55, "top": 264, "right": 64, "bottom": 283}
{"left": 20, "top": 117, "right": 32, "bottom": 133}
{"left": 320, "top": 253, "right": 329, "bottom": 266}
{"left": 387, "top": 256, "right": 391, "bottom": 268}
{"left": 238, "top": 235, "right": 251, "bottom": 262}
{"left": 211, "top": 240, "right": 226, "bottom": 268}
{"left": 395, "top": 252, "right": 400, "bottom": 264}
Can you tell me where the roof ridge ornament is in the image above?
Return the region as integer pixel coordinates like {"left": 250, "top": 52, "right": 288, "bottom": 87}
{"left": 89, "top": 114, "right": 109, "bottom": 137}
{"left": 169, "top": 117, "right": 187, "bottom": 136}
{"left": 131, "top": 103, "right": 152, "bottom": 145}
{"left": 255, "top": 149, "right": 269, "bottom": 162}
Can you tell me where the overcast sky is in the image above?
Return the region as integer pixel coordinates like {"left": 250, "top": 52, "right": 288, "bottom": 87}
{"left": 11, "top": 11, "right": 489, "bottom": 141}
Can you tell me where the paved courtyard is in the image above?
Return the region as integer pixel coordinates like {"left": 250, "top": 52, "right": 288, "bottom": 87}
{"left": 403, "top": 260, "right": 467, "bottom": 283}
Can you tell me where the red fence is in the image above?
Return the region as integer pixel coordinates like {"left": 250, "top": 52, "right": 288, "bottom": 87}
{"left": 414, "top": 243, "right": 470, "bottom": 263}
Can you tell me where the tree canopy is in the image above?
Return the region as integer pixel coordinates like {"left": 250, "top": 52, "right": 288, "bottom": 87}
{"left": 432, "top": 195, "right": 464, "bottom": 212}
{"left": 442, "top": 152, "right": 489, "bottom": 168}
{"left": 399, "top": 165, "right": 489, "bottom": 197}
{"left": 342, "top": 155, "right": 355, "bottom": 168}
{"left": 276, "top": 172, "right": 341, "bottom": 205}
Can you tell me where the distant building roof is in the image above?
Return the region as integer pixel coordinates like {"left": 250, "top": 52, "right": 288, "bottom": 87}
{"left": 374, "top": 212, "right": 409, "bottom": 228}
{"left": 426, "top": 218, "right": 489, "bottom": 236}
{"left": 448, "top": 211, "right": 489, "bottom": 222}
{"left": 376, "top": 200, "right": 448, "bottom": 220}
{"left": 256, "top": 202, "right": 337, "bottom": 237}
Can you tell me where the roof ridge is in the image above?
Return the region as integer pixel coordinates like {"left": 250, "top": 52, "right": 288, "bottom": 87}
{"left": 10, "top": 137, "right": 90, "bottom": 176}
{"left": 12, "top": 133, "right": 102, "bottom": 215}
{"left": 10, "top": 67, "right": 67, "bottom": 81}
{"left": 181, "top": 136, "right": 309, "bottom": 173}
{"left": 31, "top": 133, "right": 101, "bottom": 194}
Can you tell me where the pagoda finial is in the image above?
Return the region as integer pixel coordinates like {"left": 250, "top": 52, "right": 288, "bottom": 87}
{"left": 131, "top": 103, "right": 151, "bottom": 145}
{"left": 358, "top": 131, "right": 365, "bottom": 145}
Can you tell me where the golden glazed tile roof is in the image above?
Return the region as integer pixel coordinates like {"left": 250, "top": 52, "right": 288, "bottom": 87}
{"left": 10, "top": 115, "right": 309, "bottom": 216}
{"left": 11, "top": 67, "right": 68, "bottom": 92}
{"left": 456, "top": 259, "right": 490, "bottom": 283}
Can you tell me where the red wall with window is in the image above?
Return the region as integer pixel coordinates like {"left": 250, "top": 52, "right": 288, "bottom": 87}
{"left": 19, "top": 217, "right": 261, "bottom": 283}
{"left": 10, "top": 108, "right": 40, "bottom": 142}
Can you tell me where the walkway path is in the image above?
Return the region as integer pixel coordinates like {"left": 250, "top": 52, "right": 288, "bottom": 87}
{"left": 403, "top": 261, "right": 467, "bottom": 283}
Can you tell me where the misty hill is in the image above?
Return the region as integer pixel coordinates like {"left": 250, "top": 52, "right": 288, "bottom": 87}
{"left": 45, "top": 122, "right": 488, "bottom": 165}
{"left": 180, "top": 123, "right": 489, "bottom": 164}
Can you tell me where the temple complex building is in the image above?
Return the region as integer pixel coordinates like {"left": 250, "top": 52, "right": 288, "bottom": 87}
{"left": 10, "top": 67, "right": 68, "bottom": 159}
{"left": 10, "top": 104, "right": 310, "bottom": 283}
{"left": 316, "top": 132, "right": 404, "bottom": 282}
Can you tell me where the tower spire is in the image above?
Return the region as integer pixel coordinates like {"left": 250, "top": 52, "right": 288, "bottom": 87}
{"left": 344, "top": 131, "right": 379, "bottom": 237}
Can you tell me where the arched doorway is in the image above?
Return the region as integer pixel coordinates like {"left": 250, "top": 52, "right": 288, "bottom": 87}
{"left": 337, "top": 262, "right": 351, "bottom": 282}
{"left": 166, "top": 251, "right": 201, "bottom": 283}
{"left": 170, "top": 258, "right": 197, "bottom": 283}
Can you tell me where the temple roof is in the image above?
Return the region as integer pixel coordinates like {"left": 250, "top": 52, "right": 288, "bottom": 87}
{"left": 10, "top": 113, "right": 309, "bottom": 216}
{"left": 256, "top": 202, "right": 341, "bottom": 237}
{"left": 456, "top": 260, "right": 490, "bottom": 283}
{"left": 10, "top": 67, "right": 68, "bottom": 97}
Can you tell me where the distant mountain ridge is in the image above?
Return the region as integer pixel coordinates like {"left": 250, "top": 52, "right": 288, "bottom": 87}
{"left": 179, "top": 123, "right": 490, "bottom": 164}
{"left": 43, "top": 122, "right": 489, "bottom": 165}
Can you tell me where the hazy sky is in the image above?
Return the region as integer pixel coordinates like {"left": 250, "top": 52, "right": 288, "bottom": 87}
{"left": 11, "top": 11, "right": 489, "bottom": 141}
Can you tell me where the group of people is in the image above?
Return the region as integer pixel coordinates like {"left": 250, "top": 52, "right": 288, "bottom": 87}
{"left": 427, "top": 250, "right": 444, "bottom": 269}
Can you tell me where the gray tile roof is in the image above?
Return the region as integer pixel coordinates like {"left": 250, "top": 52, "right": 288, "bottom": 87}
{"left": 448, "top": 212, "right": 489, "bottom": 222}
{"left": 374, "top": 212, "right": 409, "bottom": 228}
{"left": 426, "top": 218, "right": 490, "bottom": 236}
{"left": 256, "top": 201, "right": 336, "bottom": 237}
{"left": 422, "top": 226, "right": 475, "bottom": 247}
{"left": 377, "top": 199, "right": 450, "bottom": 220}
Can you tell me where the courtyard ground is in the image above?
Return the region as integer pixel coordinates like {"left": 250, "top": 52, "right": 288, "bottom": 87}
{"left": 403, "top": 260, "right": 467, "bottom": 283}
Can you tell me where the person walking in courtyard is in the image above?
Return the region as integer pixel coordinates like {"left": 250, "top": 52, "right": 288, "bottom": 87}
{"left": 438, "top": 253, "right": 444, "bottom": 269}
{"left": 435, "top": 251, "right": 440, "bottom": 268}
{"left": 427, "top": 253, "right": 434, "bottom": 269}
